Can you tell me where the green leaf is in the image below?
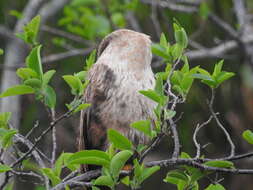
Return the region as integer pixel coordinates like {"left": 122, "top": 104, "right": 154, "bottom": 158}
{"left": 93, "top": 175, "right": 114, "bottom": 188}
{"left": 151, "top": 44, "right": 170, "bottom": 59}
{"left": 110, "top": 150, "right": 133, "bottom": 179}
{"left": 41, "top": 168, "right": 61, "bottom": 186}
{"left": 130, "top": 120, "right": 152, "bottom": 138}
{"left": 174, "top": 27, "right": 188, "bottom": 48}
{"left": 160, "top": 33, "right": 168, "bottom": 47}
{"left": 0, "top": 85, "right": 35, "bottom": 98}
{"left": 205, "top": 184, "right": 225, "bottom": 190}
{"left": 9, "top": 10, "right": 23, "bottom": 19}
{"left": 85, "top": 50, "right": 96, "bottom": 71}
{"left": 192, "top": 74, "right": 214, "bottom": 82}
{"left": 25, "top": 45, "right": 43, "bottom": 78}
{"left": 43, "top": 85, "right": 56, "bottom": 108}
{"left": 155, "top": 73, "right": 164, "bottom": 95}
{"left": 74, "top": 71, "right": 87, "bottom": 82}
{"left": 0, "top": 164, "right": 12, "bottom": 173}
{"left": 180, "top": 152, "right": 191, "bottom": 159}
{"left": 166, "top": 170, "right": 189, "bottom": 182}
{"left": 242, "top": 130, "right": 253, "bottom": 144}
{"left": 199, "top": 2, "right": 210, "bottom": 20}
{"left": 171, "top": 44, "right": 183, "bottom": 61}
{"left": 54, "top": 153, "right": 73, "bottom": 177}
{"left": 190, "top": 168, "right": 204, "bottom": 182}
{"left": 2, "top": 129, "right": 17, "bottom": 148}
{"left": 164, "top": 109, "right": 176, "bottom": 120}
{"left": 16, "top": 68, "right": 38, "bottom": 80}
{"left": 139, "top": 89, "right": 166, "bottom": 105}
{"left": 16, "top": 15, "right": 40, "bottom": 45}
{"left": 0, "top": 112, "right": 11, "bottom": 128}
{"left": 216, "top": 72, "right": 235, "bottom": 86}
{"left": 67, "top": 150, "right": 110, "bottom": 168}
{"left": 42, "top": 70, "right": 56, "bottom": 86}
{"left": 111, "top": 12, "right": 126, "bottom": 27}
{"left": 73, "top": 103, "right": 91, "bottom": 113}
{"left": 0, "top": 48, "right": 4, "bottom": 55}
{"left": 107, "top": 129, "right": 133, "bottom": 150}
{"left": 92, "top": 186, "right": 100, "bottom": 190}
{"left": 121, "top": 176, "right": 130, "bottom": 186}
{"left": 24, "top": 78, "right": 42, "bottom": 88}
{"left": 213, "top": 60, "right": 224, "bottom": 77}
{"left": 204, "top": 160, "right": 234, "bottom": 169}
{"left": 141, "top": 166, "right": 160, "bottom": 182}
{"left": 63, "top": 75, "right": 83, "bottom": 95}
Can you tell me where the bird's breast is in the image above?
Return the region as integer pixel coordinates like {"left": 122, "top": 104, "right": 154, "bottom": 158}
{"left": 98, "top": 69, "right": 156, "bottom": 145}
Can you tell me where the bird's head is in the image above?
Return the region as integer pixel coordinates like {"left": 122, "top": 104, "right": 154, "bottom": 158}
{"left": 96, "top": 29, "right": 152, "bottom": 71}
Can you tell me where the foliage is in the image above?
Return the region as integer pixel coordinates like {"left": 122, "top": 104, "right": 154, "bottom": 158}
{"left": 0, "top": 4, "right": 250, "bottom": 190}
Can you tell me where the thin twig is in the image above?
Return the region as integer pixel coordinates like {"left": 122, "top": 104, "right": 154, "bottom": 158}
{"left": 25, "top": 120, "right": 39, "bottom": 138}
{"left": 193, "top": 116, "right": 213, "bottom": 158}
{"left": 165, "top": 57, "right": 182, "bottom": 158}
{"left": 10, "top": 170, "right": 44, "bottom": 182}
{"left": 42, "top": 47, "right": 94, "bottom": 64}
{"left": 139, "top": 133, "right": 165, "bottom": 163}
{"left": 53, "top": 152, "right": 253, "bottom": 190}
{"left": 41, "top": 25, "right": 92, "bottom": 45}
{"left": 208, "top": 89, "right": 235, "bottom": 158}
{"left": 51, "top": 109, "right": 57, "bottom": 166}
{"left": 0, "top": 172, "right": 11, "bottom": 190}
{"left": 11, "top": 108, "right": 76, "bottom": 168}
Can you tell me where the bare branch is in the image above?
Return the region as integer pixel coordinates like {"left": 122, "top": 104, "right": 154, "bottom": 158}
{"left": 141, "top": 0, "right": 198, "bottom": 13}
{"left": 25, "top": 120, "right": 39, "bottom": 138}
{"left": 139, "top": 133, "right": 165, "bottom": 163}
{"left": 38, "top": 0, "right": 71, "bottom": 24}
{"left": 208, "top": 13, "right": 239, "bottom": 41}
{"left": 193, "top": 116, "right": 213, "bottom": 158}
{"left": 13, "top": 134, "right": 50, "bottom": 189}
{"left": 0, "top": 25, "right": 14, "bottom": 40}
{"left": 11, "top": 107, "right": 78, "bottom": 168}
{"left": 51, "top": 109, "right": 57, "bottom": 166}
{"left": 208, "top": 89, "right": 235, "bottom": 158}
{"left": 42, "top": 47, "right": 94, "bottom": 64}
{"left": 185, "top": 34, "right": 253, "bottom": 61}
{"left": 11, "top": 170, "right": 44, "bottom": 183}
{"left": 41, "top": 25, "right": 92, "bottom": 45}
{"left": 146, "top": 158, "right": 253, "bottom": 174}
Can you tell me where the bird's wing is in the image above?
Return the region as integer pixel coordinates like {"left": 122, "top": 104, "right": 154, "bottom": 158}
{"left": 78, "top": 63, "right": 115, "bottom": 153}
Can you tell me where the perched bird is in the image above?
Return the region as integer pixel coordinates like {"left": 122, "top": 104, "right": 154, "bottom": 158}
{"left": 78, "top": 29, "right": 156, "bottom": 159}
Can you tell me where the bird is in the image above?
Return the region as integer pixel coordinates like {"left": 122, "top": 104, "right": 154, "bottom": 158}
{"left": 78, "top": 29, "right": 156, "bottom": 165}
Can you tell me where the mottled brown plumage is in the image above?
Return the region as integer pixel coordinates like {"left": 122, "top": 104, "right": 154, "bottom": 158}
{"left": 78, "top": 29, "right": 156, "bottom": 157}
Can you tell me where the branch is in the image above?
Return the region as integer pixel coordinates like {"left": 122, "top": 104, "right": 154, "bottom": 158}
{"left": 13, "top": 134, "right": 50, "bottom": 189}
{"left": 146, "top": 158, "right": 253, "bottom": 174}
{"left": 51, "top": 109, "right": 57, "bottom": 166}
{"left": 139, "top": 133, "right": 165, "bottom": 163}
{"left": 41, "top": 25, "right": 92, "bottom": 45}
{"left": 11, "top": 108, "right": 77, "bottom": 168}
{"left": 53, "top": 152, "right": 253, "bottom": 190}
{"left": 42, "top": 47, "right": 94, "bottom": 64}
{"left": 38, "top": 0, "right": 71, "bottom": 24}
{"left": 208, "top": 13, "right": 239, "bottom": 41}
{"left": 193, "top": 116, "right": 213, "bottom": 158}
{"left": 0, "top": 25, "right": 14, "bottom": 40}
{"left": 141, "top": 0, "right": 198, "bottom": 13}
{"left": 185, "top": 34, "right": 253, "bottom": 61}
{"left": 208, "top": 89, "right": 235, "bottom": 158}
